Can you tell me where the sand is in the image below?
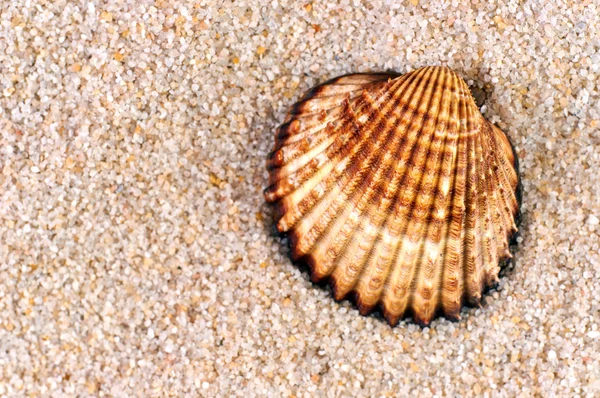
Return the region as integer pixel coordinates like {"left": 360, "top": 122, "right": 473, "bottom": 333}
{"left": 1, "top": 0, "right": 599, "bottom": 396}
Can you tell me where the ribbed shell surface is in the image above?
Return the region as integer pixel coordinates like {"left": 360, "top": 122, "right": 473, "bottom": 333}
{"left": 264, "top": 66, "right": 520, "bottom": 326}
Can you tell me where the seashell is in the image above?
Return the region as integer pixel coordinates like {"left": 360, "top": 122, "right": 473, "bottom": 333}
{"left": 264, "top": 66, "right": 521, "bottom": 326}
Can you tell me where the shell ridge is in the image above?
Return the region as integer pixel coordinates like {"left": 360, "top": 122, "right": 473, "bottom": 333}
{"left": 390, "top": 66, "right": 446, "bottom": 306}
{"left": 273, "top": 133, "right": 337, "bottom": 181}
{"left": 279, "top": 94, "right": 373, "bottom": 144}
{"left": 270, "top": 81, "right": 407, "bottom": 227}
{"left": 483, "top": 131, "right": 503, "bottom": 282}
{"left": 295, "top": 76, "right": 414, "bottom": 227}
{"left": 323, "top": 68, "right": 433, "bottom": 298}
{"left": 439, "top": 96, "right": 468, "bottom": 320}
{"left": 332, "top": 68, "right": 444, "bottom": 312}
{"left": 458, "top": 91, "right": 480, "bottom": 307}
{"left": 464, "top": 103, "right": 486, "bottom": 305}
{"left": 268, "top": 121, "right": 359, "bottom": 228}
{"left": 474, "top": 124, "right": 499, "bottom": 289}
{"left": 298, "top": 76, "right": 420, "bottom": 244}
{"left": 378, "top": 67, "right": 448, "bottom": 323}
{"left": 281, "top": 119, "right": 383, "bottom": 245}
{"left": 480, "top": 123, "right": 512, "bottom": 260}
{"left": 472, "top": 123, "right": 515, "bottom": 260}
{"left": 275, "top": 112, "right": 341, "bottom": 145}
{"left": 276, "top": 78, "right": 400, "bottom": 159}
{"left": 436, "top": 71, "right": 466, "bottom": 320}
{"left": 290, "top": 80, "right": 398, "bottom": 121}
{"left": 410, "top": 69, "right": 464, "bottom": 324}
{"left": 482, "top": 123, "right": 519, "bottom": 259}
{"left": 479, "top": 122, "right": 503, "bottom": 286}
{"left": 272, "top": 91, "right": 373, "bottom": 172}
{"left": 487, "top": 124, "right": 519, "bottom": 230}
{"left": 323, "top": 70, "right": 433, "bottom": 297}
{"left": 294, "top": 73, "right": 421, "bottom": 277}
{"left": 358, "top": 68, "right": 439, "bottom": 296}
{"left": 438, "top": 140, "right": 465, "bottom": 320}
{"left": 448, "top": 135, "right": 470, "bottom": 316}
{"left": 472, "top": 122, "right": 488, "bottom": 291}
{"left": 404, "top": 67, "right": 456, "bottom": 325}
{"left": 377, "top": 67, "right": 449, "bottom": 321}
{"left": 347, "top": 73, "right": 440, "bottom": 312}
{"left": 346, "top": 120, "right": 422, "bottom": 309}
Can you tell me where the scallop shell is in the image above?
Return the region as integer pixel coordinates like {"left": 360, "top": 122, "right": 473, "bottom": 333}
{"left": 264, "top": 66, "right": 521, "bottom": 326}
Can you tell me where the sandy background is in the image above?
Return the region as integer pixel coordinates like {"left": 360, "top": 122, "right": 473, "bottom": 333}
{"left": 1, "top": 0, "right": 600, "bottom": 396}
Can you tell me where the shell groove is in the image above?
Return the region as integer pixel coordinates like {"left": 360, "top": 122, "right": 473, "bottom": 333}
{"left": 265, "top": 66, "right": 520, "bottom": 326}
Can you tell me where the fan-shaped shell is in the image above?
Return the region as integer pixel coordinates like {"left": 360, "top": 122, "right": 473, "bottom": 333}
{"left": 264, "top": 66, "right": 521, "bottom": 326}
